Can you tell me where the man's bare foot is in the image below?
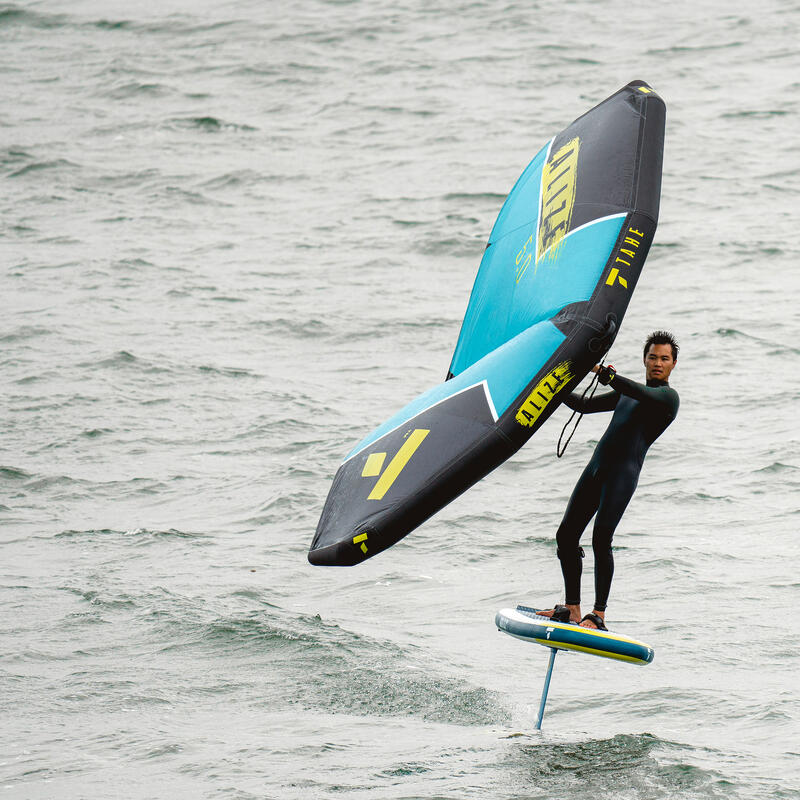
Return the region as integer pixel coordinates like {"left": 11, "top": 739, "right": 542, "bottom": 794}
{"left": 580, "top": 610, "right": 606, "bottom": 630}
{"left": 539, "top": 603, "right": 581, "bottom": 624}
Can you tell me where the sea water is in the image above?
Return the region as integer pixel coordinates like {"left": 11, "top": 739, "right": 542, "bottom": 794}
{"left": 2, "top": 1, "right": 799, "bottom": 797}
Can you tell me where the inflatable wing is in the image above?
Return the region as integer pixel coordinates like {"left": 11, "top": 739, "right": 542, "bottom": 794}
{"left": 309, "top": 80, "right": 665, "bottom": 566}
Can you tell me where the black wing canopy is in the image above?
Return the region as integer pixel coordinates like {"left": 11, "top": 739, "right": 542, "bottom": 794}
{"left": 309, "top": 81, "right": 665, "bottom": 566}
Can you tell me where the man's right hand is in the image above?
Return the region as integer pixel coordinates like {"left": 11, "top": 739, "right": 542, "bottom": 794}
{"left": 596, "top": 364, "right": 617, "bottom": 385}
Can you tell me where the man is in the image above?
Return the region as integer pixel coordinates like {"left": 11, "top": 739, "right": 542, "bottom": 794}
{"left": 542, "top": 331, "right": 680, "bottom": 630}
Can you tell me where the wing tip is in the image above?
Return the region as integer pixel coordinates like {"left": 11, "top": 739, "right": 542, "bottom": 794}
{"left": 307, "top": 539, "right": 367, "bottom": 567}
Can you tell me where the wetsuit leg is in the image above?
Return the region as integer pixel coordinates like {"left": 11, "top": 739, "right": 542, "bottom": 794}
{"left": 591, "top": 467, "right": 639, "bottom": 611}
{"left": 555, "top": 464, "right": 603, "bottom": 604}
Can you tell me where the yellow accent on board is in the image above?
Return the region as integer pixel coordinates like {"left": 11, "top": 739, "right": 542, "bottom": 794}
{"left": 531, "top": 637, "right": 648, "bottom": 664}
{"left": 361, "top": 452, "right": 386, "bottom": 477}
{"left": 516, "top": 361, "right": 574, "bottom": 427}
{"left": 637, "top": 86, "right": 653, "bottom": 94}
{"left": 537, "top": 137, "right": 580, "bottom": 262}
{"left": 532, "top": 620, "right": 651, "bottom": 664}
{"left": 353, "top": 533, "right": 368, "bottom": 554}
{"left": 367, "top": 428, "right": 430, "bottom": 500}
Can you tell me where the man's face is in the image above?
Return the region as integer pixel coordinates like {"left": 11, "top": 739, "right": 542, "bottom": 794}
{"left": 644, "top": 343, "right": 676, "bottom": 382}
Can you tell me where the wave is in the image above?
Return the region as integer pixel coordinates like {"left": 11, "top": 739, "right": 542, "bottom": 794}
{"left": 0, "top": 5, "right": 67, "bottom": 30}
{"left": 501, "top": 732, "right": 744, "bottom": 799}
{"left": 155, "top": 600, "right": 509, "bottom": 726}
{"left": 8, "top": 159, "right": 81, "bottom": 178}
{"left": 167, "top": 116, "right": 257, "bottom": 133}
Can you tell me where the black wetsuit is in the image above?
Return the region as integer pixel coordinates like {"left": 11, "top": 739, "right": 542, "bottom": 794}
{"left": 557, "top": 374, "right": 679, "bottom": 611}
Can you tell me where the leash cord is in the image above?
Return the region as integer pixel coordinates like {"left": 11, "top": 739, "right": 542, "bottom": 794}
{"left": 556, "top": 360, "right": 605, "bottom": 458}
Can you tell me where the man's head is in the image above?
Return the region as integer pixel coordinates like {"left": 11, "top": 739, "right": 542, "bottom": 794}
{"left": 643, "top": 330, "right": 678, "bottom": 382}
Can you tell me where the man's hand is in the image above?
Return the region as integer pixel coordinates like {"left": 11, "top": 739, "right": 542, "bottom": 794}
{"left": 595, "top": 364, "right": 617, "bottom": 385}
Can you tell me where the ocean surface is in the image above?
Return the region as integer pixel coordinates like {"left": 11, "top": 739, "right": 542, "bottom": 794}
{"left": 2, "top": 1, "right": 799, "bottom": 797}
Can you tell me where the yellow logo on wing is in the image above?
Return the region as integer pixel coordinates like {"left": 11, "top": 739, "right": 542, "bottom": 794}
{"left": 515, "top": 232, "right": 534, "bottom": 284}
{"left": 360, "top": 428, "right": 429, "bottom": 500}
{"left": 516, "top": 361, "right": 574, "bottom": 427}
{"left": 605, "top": 226, "right": 646, "bottom": 291}
{"left": 537, "top": 138, "right": 580, "bottom": 262}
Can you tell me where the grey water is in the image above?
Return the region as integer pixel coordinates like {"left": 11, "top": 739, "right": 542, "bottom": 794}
{"left": 2, "top": 1, "right": 799, "bottom": 797}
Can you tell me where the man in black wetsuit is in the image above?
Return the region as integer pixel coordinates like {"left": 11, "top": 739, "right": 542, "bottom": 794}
{"left": 542, "top": 331, "right": 680, "bottom": 631}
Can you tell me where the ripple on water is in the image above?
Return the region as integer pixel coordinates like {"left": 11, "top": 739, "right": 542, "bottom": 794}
{"left": 502, "top": 733, "right": 742, "bottom": 800}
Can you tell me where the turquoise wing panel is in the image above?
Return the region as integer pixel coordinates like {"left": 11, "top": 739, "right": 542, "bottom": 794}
{"left": 449, "top": 214, "right": 626, "bottom": 377}
{"left": 488, "top": 142, "right": 549, "bottom": 244}
{"left": 347, "top": 320, "right": 566, "bottom": 460}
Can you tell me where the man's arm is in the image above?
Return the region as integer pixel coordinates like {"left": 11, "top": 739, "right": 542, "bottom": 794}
{"left": 601, "top": 371, "right": 680, "bottom": 417}
{"left": 563, "top": 390, "right": 619, "bottom": 414}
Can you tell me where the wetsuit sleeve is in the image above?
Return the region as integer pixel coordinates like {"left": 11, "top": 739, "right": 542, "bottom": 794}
{"left": 563, "top": 390, "right": 620, "bottom": 413}
{"left": 608, "top": 374, "right": 680, "bottom": 418}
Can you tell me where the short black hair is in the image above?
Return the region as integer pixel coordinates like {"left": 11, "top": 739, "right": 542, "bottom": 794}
{"left": 644, "top": 330, "right": 679, "bottom": 361}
